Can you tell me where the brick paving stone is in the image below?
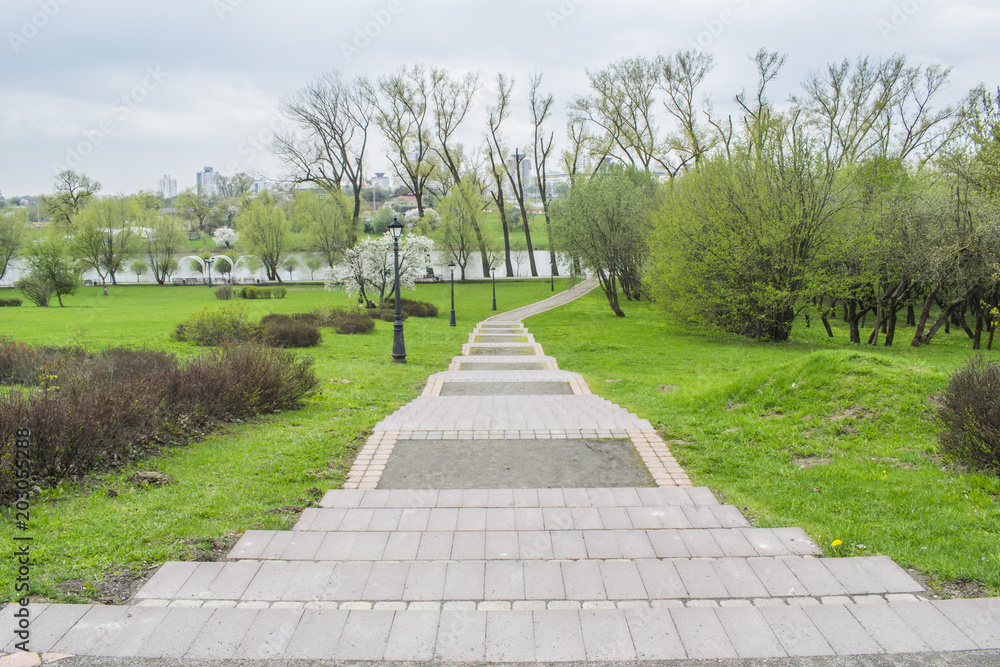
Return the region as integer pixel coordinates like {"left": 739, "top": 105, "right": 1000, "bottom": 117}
{"left": 323, "top": 562, "right": 373, "bottom": 600}
{"left": 284, "top": 530, "right": 325, "bottom": 559}
{"left": 135, "top": 562, "right": 200, "bottom": 599}
{"left": 444, "top": 561, "right": 486, "bottom": 600}
{"left": 485, "top": 507, "right": 516, "bottom": 530}
{"left": 352, "top": 531, "right": 392, "bottom": 559}
{"left": 282, "top": 609, "right": 349, "bottom": 659}
{"left": 636, "top": 559, "right": 688, "bottom": 599}
{"left": 452, "top": 531, "right": 487, "bottom": 559}
{"left": 715, "top": 605, "right": 787, "bottom": 658}
{"left": 227, "top": 531, "right": 274, "bottom": 559}
{"left": 518, "top": 530, "right": 555, "bottom": 559}
{"left": 580, "top": 609, "right": 637, "bottom": 660}
{"left": 562, "top": 560, "right": 607, "bottom": 600}
{"left": 583, "top": 530, "right": 622, "bottom": 558}
{"left": 614, "top": 530, "right": 656, "bottom": 558}
{"left": 11, "top": 604, "right": 90, "bottom": 654}
{"left": 550, "top": 530, "right": 588, "bottom": 559}
{"left": 183, "top": 608, "right": 259, "bottom": 659}
{"left": 858, "top": 555, "right": 925, "bottom": 593}
{"left": 383, "top": 610, "right": 439, "bottom": 661}
{"left": 708, "top": 528, "right": 757, "bottom": 557}
{"left": 484, "top": 560, "right": 525, "bottom": 599}
{"left": 782, "top": 556, "right": 850, "bottom": 597}
{"left": 533, "top": 609, "right": 587, "bottom": 661}
{"left": 647, "top": 530, "right": 691, "bottom": 558}
{"left": 87, "top": 607, "right": 170, "bottom": 658}
{"left": 426, "top": 507, "right": 460, "bottom": 531}
{"left": 485, "top": 530, "right": 519, "bottom": 558}
{"left": 403, "top": 561, "right": 448, "bottom": 601}
{"left": 416, "top": 531, "right": 454, "bottom": 559}
{"left": 570, "top": 506, "right": 604, "bottom": 529}
{"left": 672, "top": 606, "right": 739, "bottom": 659}
{"left": 330, "top": 609, "right": 394, "bottom": 660}
{"left": 49, "top": 605, "right": 130, "bottom": 654}
{"left": 485, "top": 610, "right": 536, "bottom": 662}
{"left": 624, "top": 608, "right": 687, "bottom": 660}
{"left": 523, "top": 560, "right": 566, "bottom": 600}
{"left": 675, "top": 559, "right": 729, "bottom": 599}
{"left": 202, "top": 560, "right": 260, "bottom": 600}
{"left": 802, "top": 603, "right": 882, "bottom": 655}
{"left": 383, "top": 531, "right": 422, "bottom": 560}
{"left": 241, "top": 561, "right": 299, "bottom": 601}
{"left": 233, "top": 608, "right": 302, "bottom": 659}
{"left": 364, "top": 561, "right": 410, "bottom": 600}
{"left": 887, "top": 601, "right": 980, "bottom": 652}
{"left": 822, "top": 557, "right": 888, "bottom": 594}
{"left": 134, "top": 606, "right": 215, "bottom": 658}
{"left": 600, "top": 560, "right": 648, "bottom": 599}
{"left": 679, "top": 529, "right": 724, "bottom": 558}
{"left": 435, "top": 610, "right": 487, "bottom": 661}
{"left": 848, "top": 603, "right": 931, "bottom": 653}
{"left": 314, "top": 531, "right": 357, "bottom": 560}
{"left": 713, "top": 558, "right": 770, "bottom": 598}
{"left": 759, "top": 604, "right": 835, "bottom": 657}
{"left": 748, "top": 557, "right": 807, "bottom": 597}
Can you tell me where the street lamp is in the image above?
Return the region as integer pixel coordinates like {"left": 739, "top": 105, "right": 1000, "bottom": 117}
{"left": 448, "top": 261, "right": 456, "bottom": 327}
{"left": 388, "top": 216, "right": 406, "bottom": 363}
{"left": 490, "top": 266, "right": 497, "bottom": 311}
{"left": 205, "top": 257, "right": 215, "bottom": 287}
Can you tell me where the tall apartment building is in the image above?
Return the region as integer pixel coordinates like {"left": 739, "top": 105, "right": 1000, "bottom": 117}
{"left": 157, "top": 175, "right": 177, "bottom": 199}
{"left": 196, "top": 166, "right": 217, "bottom": 197}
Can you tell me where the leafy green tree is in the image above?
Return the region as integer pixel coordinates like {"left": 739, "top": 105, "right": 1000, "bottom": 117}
{"left": 177, "top": 189, "right": 210, "bottom": 231}
{"left": 292, "top": 189, "right": 357, "bottom": 268}
{"left": 551, "top": 166, "right": 658, "bottom": 317}
{"left": 236, "top": 194, "right": 291, "bottom": 281}
{"left": 72, "top": 198, "right": 144, "bottom": 286}
{"left": 20, "top": 234, "right": 81, "bottom": 306}
{"left": 0, "top": 209, "right": 26, "bottom": 281}
{"left": 436, "top": 180, "right": 489, "bottom": 280}
{"left": 305, "top": 257, "right": 324, "bottom": 280}
{"left": 130, "top": 260, "right": 148, "bottom": 282}
{"left": 145, "top": 215, "right": 185, "bottom": 284}
{"left": 40, "top": 170, "right": 100, "bottom": 227}
{"left": 282, "top": 257, "right": 299, "bottom": 280}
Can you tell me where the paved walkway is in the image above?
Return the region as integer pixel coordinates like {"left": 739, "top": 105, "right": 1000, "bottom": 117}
{"left": 3, "top": 281, "right": 1000, "bottom": 663}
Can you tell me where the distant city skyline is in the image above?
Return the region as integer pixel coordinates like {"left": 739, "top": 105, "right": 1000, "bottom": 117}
{"left": 2, "top": 0, "right": 998, "bottom": 197}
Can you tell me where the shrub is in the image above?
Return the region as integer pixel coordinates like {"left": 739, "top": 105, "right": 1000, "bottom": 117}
{"left": 240, "top": 286, "right": 272, "bottom": 299}
{"left": 15, "top": 273, "right": 53, "bottom": 307}
{"left": 937, "top": 355, "right": 1000, "bottom": 473}
{"left": 331, "top": 310, "right": 375, "bottom": 334}
{"left": 386, "top": 297, "right": 439, "bottom": 318}
{"left": 215, "top": 285, "right": 233, "bottom": 300}
{"left": 0, "top": 298, "right": 21, "bottom": 307}
{"left": 174, "top": 305, "right": 260, "bottom": 346}
{"left": 263, "top": 320, "right": 322, "bottom": 348}
{"left": 272, "top": 286, "right": 287, "bottom": 299}
{"left": 0, "top": 343, "right": 319, "bottom": 502}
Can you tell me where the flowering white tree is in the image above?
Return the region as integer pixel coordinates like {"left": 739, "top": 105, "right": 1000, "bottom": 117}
{"left": 325, "top": 232, "right": 434, "bottom": 305}
{"left": 213, "top": 226, "right": 239, "bottom": 247}
{"left": 404, "top": 207, "right": 440, "bottom": 230}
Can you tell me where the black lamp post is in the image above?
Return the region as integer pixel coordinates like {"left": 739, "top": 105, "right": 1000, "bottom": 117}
{"left": 490, "top": 266, "right": 497, "bottom": 311}
{"left": 448, "top": 261, "right": 456, "bottom": 327}
{"left": 388, "top": 216, "right": 406, "bottom": 363}
{"left": 205, "top": 257, "right": 215, "bottom": 287}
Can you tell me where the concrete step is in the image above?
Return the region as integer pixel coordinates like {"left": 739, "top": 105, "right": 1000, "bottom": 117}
{"left": 463, "top": 342, "right": 544, "bottom": 356}
{"left": 317, "top": 486, "right": 720, "bottom": 509}
{"left": 133, "top": 555, "right": 919, "bottom": 605}
{"left": 428, "top": 369, "right": 586, "bottom": 383}
{"left": 295, "top": 503, "right": 750, "bottom": 532}
{"left": 373, "top": 395, "right": 653, "bottom": 431}
{"left": 470, "top": 334, "right": 534, "bottom": 344}
{"left": 449, "top": 355, "right": 558, "bottom": 371}
{"left": 226, "top": 526, "right": 820, "bottom": 561}
{"left": 11, "top": 599, "right": 997, "bottom": 660}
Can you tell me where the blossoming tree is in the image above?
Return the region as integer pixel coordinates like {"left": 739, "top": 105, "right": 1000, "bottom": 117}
{"left": 325, "top": 232, "right": 434, "bottom": 305}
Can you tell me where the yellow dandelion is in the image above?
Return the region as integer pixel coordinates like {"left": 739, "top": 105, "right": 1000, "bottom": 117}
{"left": 831, "top": 539, "right": 842, "bottom": 547}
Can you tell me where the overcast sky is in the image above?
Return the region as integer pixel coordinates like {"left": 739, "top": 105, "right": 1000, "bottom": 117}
{"left": 1, "top": 0, "right": 998, "bottom": 198}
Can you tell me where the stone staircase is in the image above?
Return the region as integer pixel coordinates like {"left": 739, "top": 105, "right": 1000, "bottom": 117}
{"left": 3, "top": 313, "right": 999, "bottom": 662}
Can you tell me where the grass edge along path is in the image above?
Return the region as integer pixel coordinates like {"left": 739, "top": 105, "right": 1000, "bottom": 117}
{"left": 0, "top": 279, "right": 575, "bottom": 604}
{"left": 526, "top": 290, "right": 1000, "bottom": 597}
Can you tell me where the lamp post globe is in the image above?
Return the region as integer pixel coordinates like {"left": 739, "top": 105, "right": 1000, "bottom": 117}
{"left": 388, "top": 216, "right": 406, "bottom": 363}
{"left": 448, "top": 261, "right": 457, "bottom": 327}
{"left": 490, "top": 266, "right": 497, "bottom": 311}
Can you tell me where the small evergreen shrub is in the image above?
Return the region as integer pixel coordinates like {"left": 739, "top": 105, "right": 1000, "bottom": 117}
{"left": 272, "top": 286, "right": 287, "bottom": 299}
{"left": 15, "top": 273, "right": 52, "bottom": 307}
{"left": 174, "top": 305, "right": 260, "bottom": 346}
{"left": 937, "top": 355, "right": 1000, "bottom": 473}
{"left": 0, "top": 298, "right": 22, "bottom": 307}
{"left": 240, "top": 286, "right": 270, "bottom": 299}
{"left": 215, "top": 285, "right": 233, "bottom": 300}
{"left": 263, "top": 320, "right": 322, "bottom": 348}
{"left": 331, "top": 310, "right": 375, "bottom": 334}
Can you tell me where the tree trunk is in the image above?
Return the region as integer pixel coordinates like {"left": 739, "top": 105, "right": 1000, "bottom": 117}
{"left": 910, "top": 285, "right": 939, "bottom": 347}
{"left": 518, "top": 201, "right": 538, "bottom": 277}
{"left": 912, "top": 286, "right": 976, "bottom": 347}
{"left": 973, "top": 309, "right": 983, "bottom": 350}
{"left": 906, "top": 303, "right": 916, "bottom": 326}
{"left": 597, "top": 269, "right": 624, "bottom": 316}
{"left": 848, "top": 300, "right": 861, "bottom": 344}
{"left": 885, "top": 299, "right": 898, "bottom": 347}
{"left": 820, "top": 308, "right": 834, "bottom": 337}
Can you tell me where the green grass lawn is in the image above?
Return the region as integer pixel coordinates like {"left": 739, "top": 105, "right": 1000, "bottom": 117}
{"left": 0, "top": 278, "right": 573, "bottom": 603}
{"left": 527, "top": 291, "right": 1000, "bottom": 596}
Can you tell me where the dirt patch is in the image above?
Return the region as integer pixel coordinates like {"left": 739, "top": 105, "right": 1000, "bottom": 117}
{"left": 828, "top": 405, "right": 877, "bottom": 421}
{"left": 762, "top": 410, "right": 785, "bottom": 419}
{"left": 725, "top": 402, "right": 744, "bottom": 412}
{"left": 906, "top": 568, "right": 994, "bottom": 600}
{"left": 658, "top": 384, "right": 679, "bottom": 392}
{"left": 791, "top": 457, "right": 831, "bottom": 468}
{"left": 180, "top": 534, "right": 242, "bottom": 562}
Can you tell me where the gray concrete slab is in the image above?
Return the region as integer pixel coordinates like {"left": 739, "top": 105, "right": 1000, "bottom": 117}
{"left": 378, "top": 438, "right": 654, "bottom": 489}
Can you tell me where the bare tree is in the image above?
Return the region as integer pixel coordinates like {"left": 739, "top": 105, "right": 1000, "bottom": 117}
{"left": 40, "top": 170, "right": 100, "bottom": 227}
{"left": 657, "top": 49, "right": 717, "bottom": 168}
{"left": 373, "top": 65, "right": 436, "bottom": 218}
{"left": 275, "top": 71, "right": 373, "bottom": 225}
{"left": 484, "top": 74, "right": 516, "bottom": 277}
{"left": 530, "top": 71, "right": 558, "bottom": 277}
